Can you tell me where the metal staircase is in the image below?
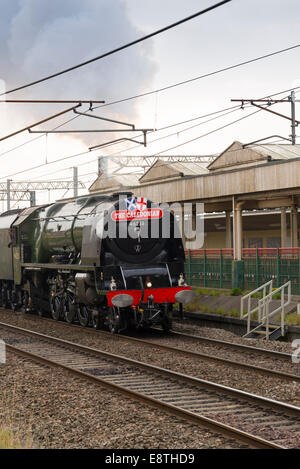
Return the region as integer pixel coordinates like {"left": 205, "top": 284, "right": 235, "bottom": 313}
{"left": 240, "top": 280, "right": 291, "bottom": 340}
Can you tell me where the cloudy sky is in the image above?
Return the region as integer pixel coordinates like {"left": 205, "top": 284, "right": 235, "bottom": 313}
{"left": 0, "top": 0, "right": 299, "bottom": 206}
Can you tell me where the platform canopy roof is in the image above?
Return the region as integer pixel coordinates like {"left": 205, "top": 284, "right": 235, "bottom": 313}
{"left": 252, "top": 143, "right": 300, "bottom": 160}
{"left": 139, "top": 159, "right": 209, "bottom": 183}
{"left": 87, "top": 141, "right": 300, "bottom": 214}
{"left": 89, "top": 172, "right": 140, "bottom": 193}
{"left": 207, "top": 141, "right": 300, "bottom": 172}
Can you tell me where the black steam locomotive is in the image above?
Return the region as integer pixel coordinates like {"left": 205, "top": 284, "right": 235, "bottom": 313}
{"left": 0, "top": 192, "right": 193, "bottom": 333}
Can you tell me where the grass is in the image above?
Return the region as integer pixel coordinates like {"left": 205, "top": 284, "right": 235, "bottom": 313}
{"left": 251, "top": 292, "right": 263, "bottom": 299}
{"left": 193, "top": 287, "right": 246, "bottom": 297}
{"left": 193, "top": 286, "right": 284, "bottom": 300}
{"left": 0, "top": 427, "right": 21, "bottom": 449}
{"left": 272, "top": 292, "right": 281, "bottom": 300}
{"left": 187, "top": 286, "right": 300, "bottom": 325}
{"left": 184, "top": 299, "right": 202, "bottom": 312}
{"left": 185, "top": 287, "right": 242, "bottom": 317}
{"left": 194, "top": 288, "right": 222, "bottom": 296}
{"left": 251, "top": 288, "right": 281, "bottom": 300}
{"left": 185, "top": 300, "right": 241, "bottom": 318}
{"left": 215, "top": 308, "right": 240, "bottom": 318}
{"left": 285, "top": 312, "right": 300, "bottom": 326}
{"left": 0, "top": 391, "right": 34, "bottom": 449}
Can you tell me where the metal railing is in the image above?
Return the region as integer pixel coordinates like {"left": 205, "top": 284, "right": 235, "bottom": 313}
{"left": 258, "top": 281, "right": 291, "bottom": 339}
{"left": 241, "top": 280, "right": 291, "bottom": 339}
{"left": 240, "top": 280, "right": 273, "bottom": 323}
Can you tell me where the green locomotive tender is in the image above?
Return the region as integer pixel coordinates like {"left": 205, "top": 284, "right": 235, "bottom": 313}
{"left": 0, "top": 193, "right": 193, "bottom": 333}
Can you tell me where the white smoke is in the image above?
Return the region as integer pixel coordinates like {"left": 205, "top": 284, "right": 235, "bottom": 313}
{"left": 0, "top": 0, "right": 157, "bottom": 161}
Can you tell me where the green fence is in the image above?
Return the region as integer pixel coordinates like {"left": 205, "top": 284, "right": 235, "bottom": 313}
{"left": 185, "top": 249, "right": 233, "bottom": 290}
{"left": 185, "top": 248, "right": 300, "bottom": 294}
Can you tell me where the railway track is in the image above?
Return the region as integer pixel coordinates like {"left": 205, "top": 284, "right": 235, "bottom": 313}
{"left": 59, "top": 323, "right": 300, "bottom": 382}
{"left": 0, "top": 308, "right": 300, "bottom": 382}
{"left": 1, "top": 321, "right": 299, "bottom": 449}
{"left": 170, "top": 326, "right": 294, "bottom": 360}
{"left": 151, "top": 329, "right": 299, "bottom": 379}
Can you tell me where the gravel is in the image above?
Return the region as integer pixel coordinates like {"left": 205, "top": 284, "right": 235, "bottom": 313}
{"left": 172, "top": 319, "right": 297, "bottom": 354}
{"left": 0, "top": 352, "right": 245, "bottom": 449}
{"left": 0, "top": 310, "right": 299, "bottom": 408}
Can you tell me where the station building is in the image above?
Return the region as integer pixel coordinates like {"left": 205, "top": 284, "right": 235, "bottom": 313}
{"left": 90, "top": 141, "right": 300, "bottom": 253}
{"left": 89, "top": 141, "right": 300, "bottom": 292}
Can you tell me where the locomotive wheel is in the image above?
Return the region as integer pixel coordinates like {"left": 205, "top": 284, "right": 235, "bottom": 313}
{"left": 1, "top": 287, "right": 9, "bottom": 309}
{"left": 65, "top": 296, "right": 76, "bottom": 324}
{"left": 36, "top": 301, "right": 48, "bottom": 318}
{"left": 161, "top": 305, "right": 172, "bottom": 333}
{"left": 91, "top": 310, "right": 100, "bottom": 330}
{"left": 50, "top": 296, "right": 62, "bottom": 321}
{"left": 107, "top": 307, "right": 122, "bottom": 334}
{"left": 20, "top": 292, "right": 29, "bottom": 314}
{"left": 78, "top": 305, "right": 90, "bottom": 327}
{"left": 161, "top": 316, "right": 172, "bottom": 332}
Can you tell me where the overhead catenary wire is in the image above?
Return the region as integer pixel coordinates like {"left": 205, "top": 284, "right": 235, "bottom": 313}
{"left": 76, "top": 135, "right": 300, "bottom": 186}
{"left": 92, "top": 45, "right": 300, "bottom": 110}
{"left": 7, "top": 134, "right": 293, "bottom": 190}
{"left": 80, "top": 102, "right": 282, "bottom": 176}
{"left": 5, "top": 131, "right": 295, "bottom": 200}
{"left": 0, "top": 0, "right": 298, "bottom": 181}
{"left": 0, "top": 102, "right": 284, "bottom": 180}
{"left": 0, "top": 54, "right": 299, "bottom": 161}
{"left": 151, "top": 108, "right": 265, "bottom": 157}
{"left": 80, "top": 87, "right": 300, "bottom": 164}
{"left": 100, "top": 107, "right": 244, "bottom": 147}
{"left": 71, "top": 135, "right": 292, "bottom": 186}
{"left": 27, "top": 105, "right": 247, "bottom": 179}
{"left": 1, "top": 84, "right": 298, "bottom": 180}
{"left": 1, "top": 105, "right": 261, "bottom": 181}
{"left": 0, "top": 107, "right": 86, "bottom": 160}
{"left": 0, "top": 1, "right": 231, "bottom": 97}
{"left": 35, "top": 85, "right": 300, "bottom": 176}
{"left": 0, "top": 101, "right": 242, "bottom": 162}
{"left": 74, "top": 106, "right": 245, "bottom": 169}
{"left": 0, "top": 104, "right": 244, "bottom": 179}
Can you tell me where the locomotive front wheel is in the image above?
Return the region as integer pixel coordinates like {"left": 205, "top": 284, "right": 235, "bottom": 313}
{"left": 91, "top": 310, "right": 101, "bottom": 330}
{"left": 78, "top": 305, "right": 90, "bottom": 327}
{"left": 161, "top": 304, "right": 172, "bottom": 333}
{"left": 107, "top": 307, "right": 122, "bottom": 334}
{"left": 50, "top": 296, "right": 62, "bottom": 321}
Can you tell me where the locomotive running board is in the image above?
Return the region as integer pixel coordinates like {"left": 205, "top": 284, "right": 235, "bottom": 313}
{"left": 22, "top": 263, "right": 95, "bottom": 271}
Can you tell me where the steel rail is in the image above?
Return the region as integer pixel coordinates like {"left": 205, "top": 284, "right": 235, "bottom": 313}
{"left": 7, "top": 343, "right": 283, "bottom": 450}
{"left": 109, "top": 331, "right": 300, "bottom": 382}
{"left": 1, "top": 307, "right": 292, "bottom": 359}
{"left": 1, "top": 321, "right": 299, "bottom": 417}
{"left": 2, "top": 326, "right": 291, "bottom": 449}
{"left": 0, "top": 311, "right": 296, "bottom": 381}
{"left": 168, "top": 328, "right": 293, "bottom": 359}
{"left": 35, "top": 318, "right": 299, "bottom": 382}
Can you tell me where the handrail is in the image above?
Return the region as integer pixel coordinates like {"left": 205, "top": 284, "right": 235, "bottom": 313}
{"left": 258, "top": 281, "right": 291, "bottom": 339}
{"left": 240, "top": 280, "right": 273, "bottom": 323}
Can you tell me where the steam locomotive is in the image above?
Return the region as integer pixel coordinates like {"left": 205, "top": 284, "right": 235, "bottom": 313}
{"left": 0, "top": 192, "right": 193, "bottom": 333}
